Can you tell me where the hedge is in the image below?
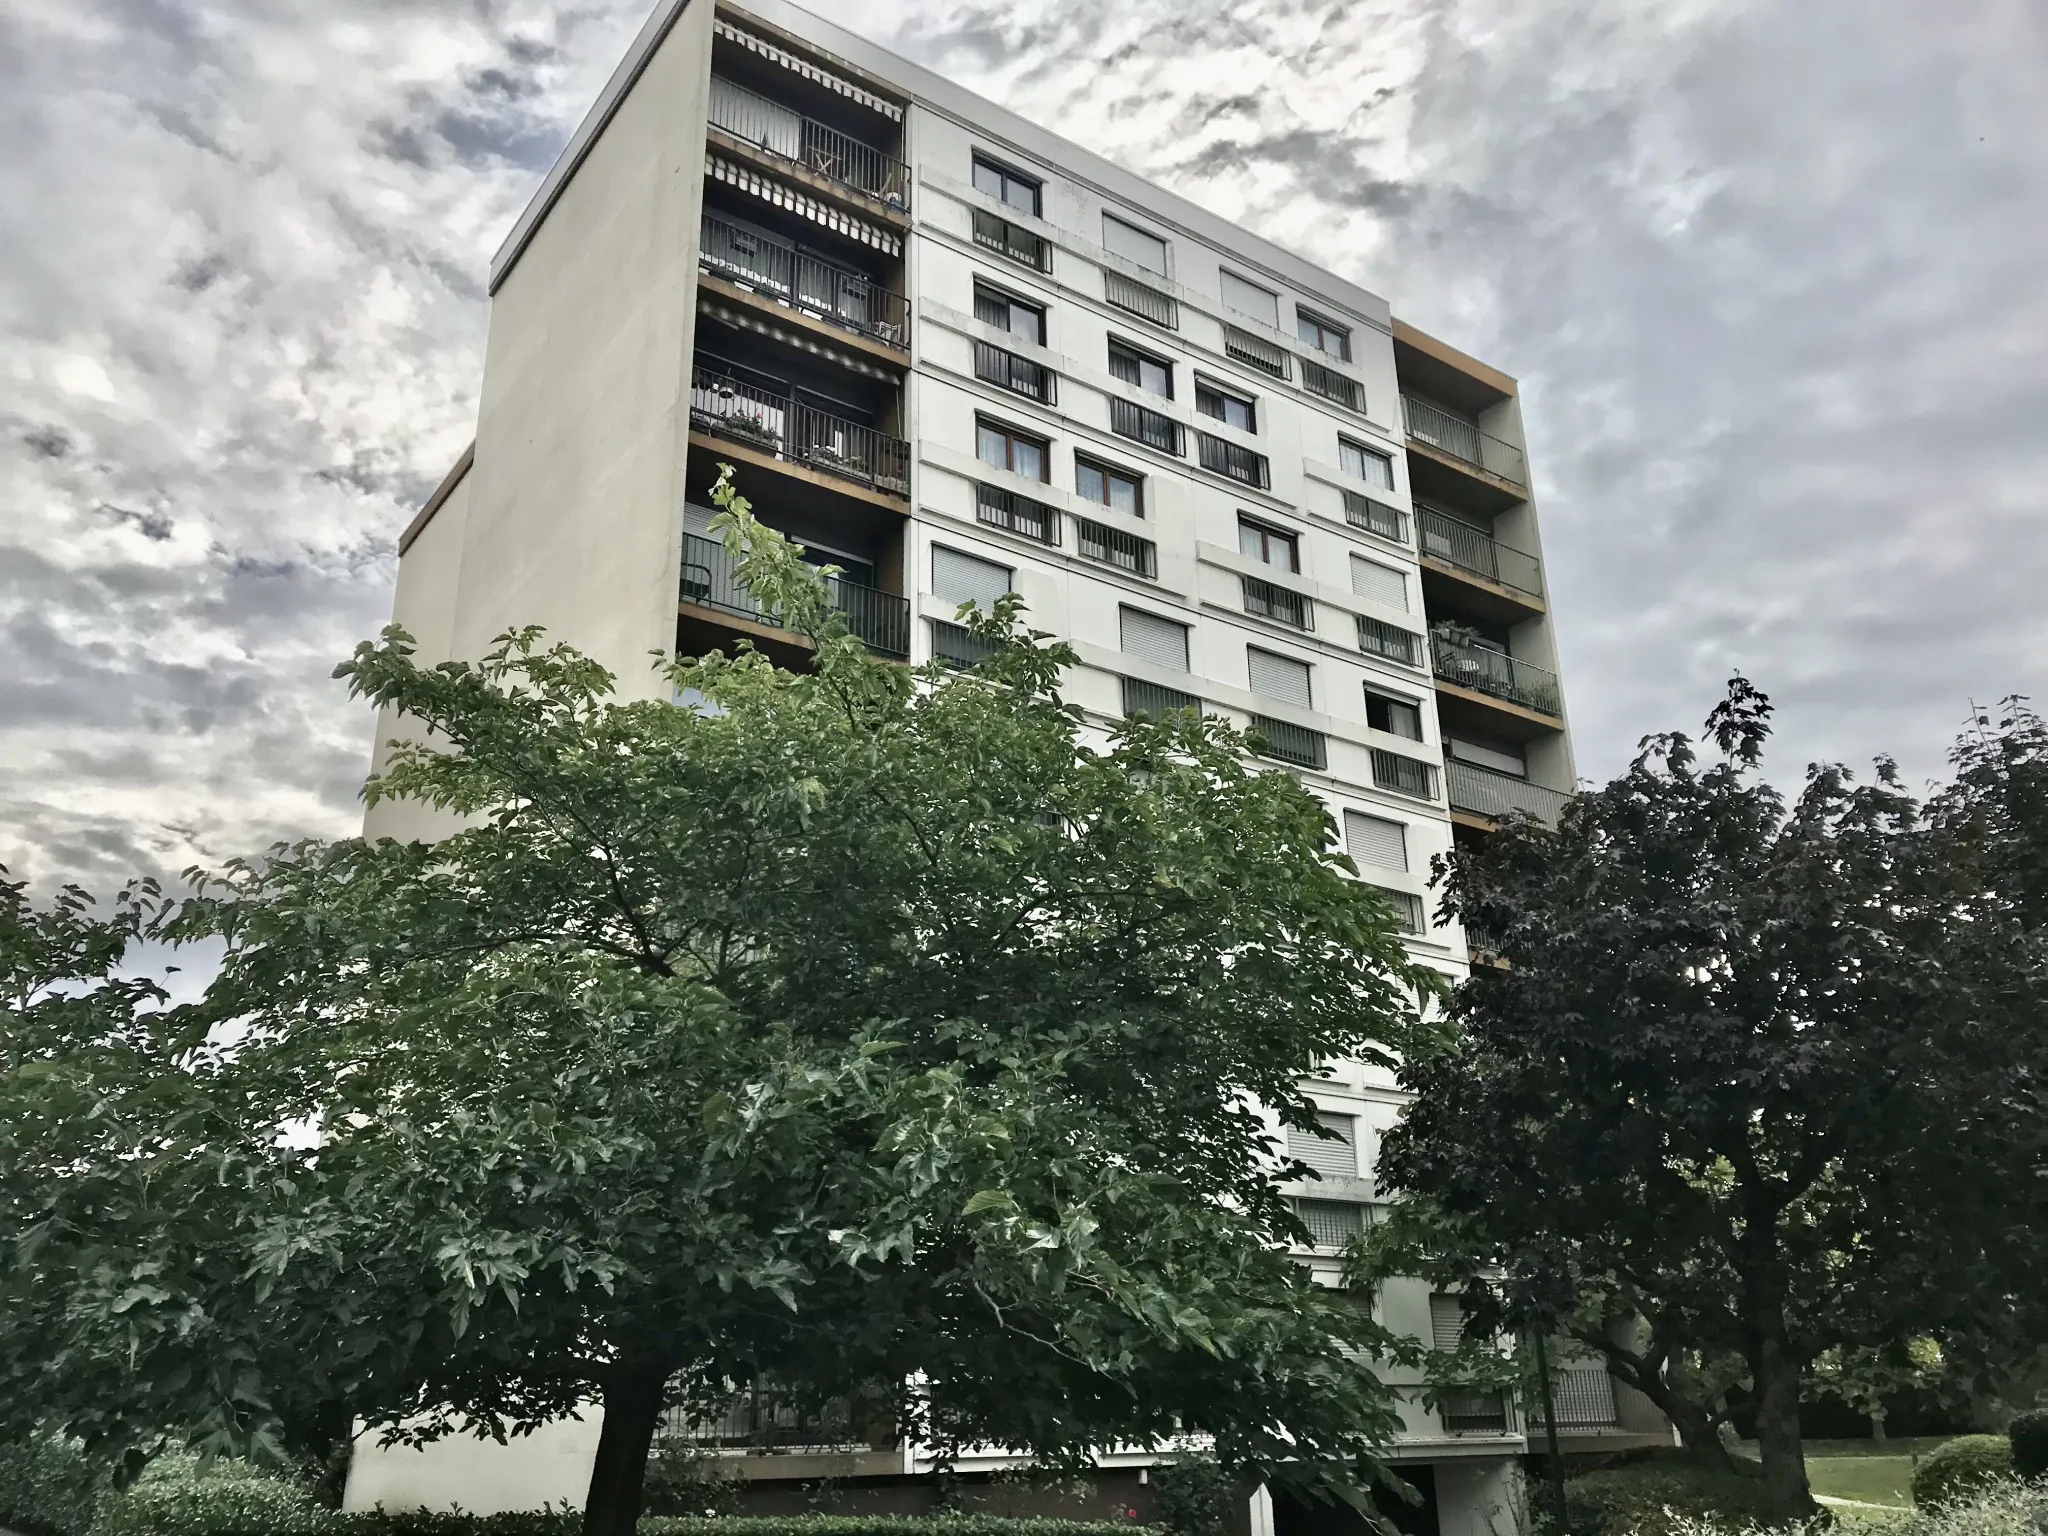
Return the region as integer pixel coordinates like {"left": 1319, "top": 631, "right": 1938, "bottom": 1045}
{"left": 2009, "top": 1409, "right": 2048, "bottom": 1481}
{"left": 0, "top": 1434, "right": 105, "bottom": 1536}
{"left": 1558, "top": 1456, "right": 1783, "bottom": 1536}
{"left": 1909, "top": 1435, "right": 2013, "bottom": 1510}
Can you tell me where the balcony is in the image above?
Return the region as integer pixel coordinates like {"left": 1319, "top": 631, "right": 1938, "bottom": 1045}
{"left": 1418, "top": 507, "right": 1542, "bottom": 601}
{"left": 1104, "top": 270, "right": 1179, "bottom": 330}
{"left": 1076, "top": 517, "right": 1157, "bottom": 578}
{"left": 1358, "top": 617, "right": 1421, "bottom": 669}
{"left": 1250, "top": 715, "right": 1327, "bottom": 771}
{"left": 972, "top": 341, "right": 1056, "bottom": 403}
{"left": 976, "top": 483, "right": 1059, "bottom": 545}
{"left": 681, "top": 530, "right": 909, "bottom": 658}
{"left": 1122, "top": 676, "right": 1202, "bottom": 720}
{"left": 698, "top": 211, "right": 908, "bottom": 350}
{"left": 1430, "top": 631, "right": 1563, "bottom": 721}
{"left": 1446, "top": 758, "right": 1570, "bottom": 828}
{"left": 1109, "top": 397, "right": 1184, "bottom": 456}
{"left": 1371, "top": 748, "right": 1439, "bottom": 802}
{"left": 707, "top": 76, "right": 910, "bottom": 212}
{"left": 689, "top": 363, "right": 909, "bottom": 498}
{"left": 1222, "top": 324, "right": 1291, "bottom": 381}
{"left": 1303, "top": 360, "right": 1362, "bottom": 413}
{"left": 1441, "top": 1389, "right": 1512, "bottom": 1434}
{"left": 928, "top": 618, "right": 999, "bottom": 670}
{"left": 1402, "top": 394, "right": 1526, "bottom": 488}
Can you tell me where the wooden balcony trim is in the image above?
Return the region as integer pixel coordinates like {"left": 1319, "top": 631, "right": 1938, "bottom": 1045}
{"left": 1405, "top": 434, "right": 1529, "bottom": 499}
{"left": 1433, "top": 676, "right": 1563, "bottom": 730}
{"left": 1419, "top": 553, "right": 1547, "bottom": 617}
{"left": 686, "top": 431, "right": 911, "bottom": 513}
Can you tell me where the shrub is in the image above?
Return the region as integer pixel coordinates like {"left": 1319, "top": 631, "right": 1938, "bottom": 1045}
{"left": 2008, "top": 1409, "right": 2048, "bottom": 1480}
{"left": 1910, "top": 1436, "right": 2014, "bottom": 1510}
{"left": 79, "top": 1505, "right": 1162, "bottom": 1536}
{"left": 1560, "top": 1457, "right": 1781, "bottom": 1536}
{"left": 0, "top": 1433, "right": 106, "bottom": 1536}
{"left": 1150, "top": 1457, "right": 1234, "bottom": 1536}
{"left": 91, "top": 1455, "right": 324, "bottom": 1536}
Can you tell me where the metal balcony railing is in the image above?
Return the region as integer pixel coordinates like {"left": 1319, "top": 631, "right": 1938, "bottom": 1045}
{"left": 1121, "top": 676, "right": 1202, "bottom": 720}
{"left": 972, "top": 341, "right": 1056, "bottom": 403}
{"left": 1109, "top": 397, "right": 1184, "bottom": 455}
{"left": 1371, "top": 885, "right": 1426, "bottom": 935}
{"left": 1445, "top": 759, "right": 1570, "bottom": 827}
{"left": 1302, "top": 360, "right": 1361, "bottom": 412}
{"left": 972, "top": 209, "right": 1050, "bottom": 272}
{"left": 1197, "top": 433, "right": 1270, "bottom": 489}
{"left": 1358, "top": 617, "right": 1421, "bottom": 668}
{"left": 689, "top": 363, "right": 909, "bottom": 497}
{"left": 1343, "top": 490, "right": 1408, "bottom": 545}
{"left": 1430, "top": 632, "right": 1563, "bottom": 717}
{"left": 1250, "top": 715, "right": 1327, "bottom": 771}
{"left": 1418, "top": 507, "right": 1542, "bottom": 598}
{"left": 698, "top": 211, "right": 908, "bottom": 348}
{"left": 660, "top": 1382, "right": 881, "bottom": 1451}
{"left": 1076, "top": 517, "right": 1157, "bottom": 578}
{"left": 1104, "top": 271, "right": 1179, "bottom": 329}
{"left": 929, "top": 618, "right": 999, "bottom": 670}
{"left": 1401, "top": 395, "right": 1526, "bottom": 486}
{"left": 976, "top": 483, "right": 1059, "bottom": 545}
{"left": 1243, "top": 574, "right": 1311, "bottom": 630}
{"left": 681, "top": 529, "right": 909, "bottom": 658}
{"left": 1371, "top": 748, "right": 1439, "bottom": 802}
{"left": 1222, "top": 324, "right": 1291, "bottom": 380}
{"left": 1441, "top": 1390, "right": 1511, "bottom": 1433}
{"left": 708, "top": 77, "right": 910, "bottom": 210}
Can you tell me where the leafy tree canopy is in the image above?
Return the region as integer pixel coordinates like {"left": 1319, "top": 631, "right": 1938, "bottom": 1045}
{"left": 3, "top": 476, "right": 1432, "bottom": 1536}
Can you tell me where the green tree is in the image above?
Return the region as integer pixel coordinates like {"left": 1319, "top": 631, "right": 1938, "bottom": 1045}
{"left": 5, "top": 477, "right": 1429, "bottom": 1536}
{"left": 1375, "top": 679, "right": 2042, "bottom": 1519}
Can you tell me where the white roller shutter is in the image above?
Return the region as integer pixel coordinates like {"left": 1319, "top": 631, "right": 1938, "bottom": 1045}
{"left": 1220, "top": 269, "right": 1280, "bottom": 327}
{"left": 1430, "top": 1294, "right": 1469, "bottom": 1351}
{"left": 1345, "top": 810, "right": 1409, "bottom": 872}
{"left": 1248, "top": 646, "right": 1312, "bottom": 708}
{"left": 1350, "top": 555, "right": 1408, "bottom": 611}
{"left": 1103, "top": 214, "right": 1168, "bottom": 274}
{"left": 1119, "top": 607, "right": 1189, "bottom": 671}
{"left": 932, "top": 546, "right": 1012, "bottom": 610}
{"left": 1285, "top": 1112, "right": 1358, "bottom": 1180}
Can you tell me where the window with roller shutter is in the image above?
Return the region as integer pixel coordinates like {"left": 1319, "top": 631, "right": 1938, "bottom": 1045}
{"left": 1248, "top": 646, "right": 1312, "bottom": 709}
{"left": 1119, "top": 606, "right": 1189, "bottom": 672}
{"left": 1285, "top": 1112, "right": 1358, "bottom": 1180}
{"left": 1350, "top": 555, "right": 1408, "bottom": 611}
{"left": 1345, "top": 810, "right": 1408, "bottom": 873}
{"left": 932, "top": 546, "right": 1012, "bottom": 611}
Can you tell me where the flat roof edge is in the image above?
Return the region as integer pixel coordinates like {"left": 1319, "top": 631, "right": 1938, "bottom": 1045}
{"left": 397, "top": 441, "right": 476, "bottom": 556}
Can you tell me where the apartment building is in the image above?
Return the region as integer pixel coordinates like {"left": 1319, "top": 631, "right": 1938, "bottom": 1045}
{"left": 352, "top": 0, "right": 1663, "bottom": 1529}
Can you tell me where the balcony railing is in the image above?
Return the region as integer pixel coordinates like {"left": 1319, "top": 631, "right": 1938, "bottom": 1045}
{"left": 1243, "top": 575, "right": 1311, "bottom": 630}
{"left": 929, "top": 618, "right": 999, "bottom": 670}
{"left": 976, "top": 483, "right": 1059, "bottom": 545}
{"left": 681, "top": 529, "right": 909, "bottom": 658}
{"left": 1303, "top": 360, "right": 1362, "bottom": 412}
{"left": 1430, "top": 632, "right": 1563, "bottom": 717}
{"left": 1402, "top": 395, "right": 1526, "bottom": 487}
{"left": 1223, "top": 324, "right": 1291, "bottom": 380}
{"left": 972, "top": 341, "right": 1056, "bottom": 403}
{"left": 1122, "top": 676, "right": 1202, "bottom": 720}
{"left": 1197, "top": 433, "right": 1270, "bottom": 488}
{"left": 1371, "top": 748, "right": 1439, "bottom": 802}
{"left": 972, "top": 209, "right": 1051, "bottom": 272}
{"left": 1441, "top": 1389, "right": 1511, "bottom": 1433}
{"left": 1110, "top": 397, "right": 1184, "bottom": 456}
{"left": 1076, "top": 517, "right": 1157, "bottom": 578}
{"left": 1446, "top": 758, "right": 1570, "bottom": 827}
{"left": 689, "top": 364, "right": 909, "bottom": 497}
{"left": 1418, "top": 507, "right": 1542, "bottom": 598}
{"left": 708, "top": 77, "right": 910, "bottom": 210}
{"left": 699, "top": 211, "right": 908, "bottom": 348}
{"left": 1104, "top": 271, "right": 1179, "bottom": 329}
{"left": 660, "top": 1383, "right": 881, "bottom": 1451}
{"left": 1250, "top": 715, "right": 1327, "bottom": 771}
{"left": 1358, "top": 617, "right": 1421, "bottom": 668}
{"left": 1528, "top": 1368, "right": 1622, "bottom": 1430}
{"left": 1343, "top": 490, "right": 1408, "bottom": 544}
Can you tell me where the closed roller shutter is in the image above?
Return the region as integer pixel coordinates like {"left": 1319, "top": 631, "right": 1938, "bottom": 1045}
{"left": 932, "top": 546, "right": 1012, "bottom": 610}
{"left": 1248, "top": 646, "right": 1312, "bottom": 708}
{"left": 1350, "top": 554, "right": 1408, "bottom": 610}
{"left": 1431, "top": 1294, "right": 1470, "bottom": 1351}
{"left": 1119, "top": 606, "right": 1189, "bottom": 671}
{"left": 1286, "top": 1112, "right": 1358, "bottom": 1179}
{"left": 1345, "top": 810, "right": 1409, "bottom": 872}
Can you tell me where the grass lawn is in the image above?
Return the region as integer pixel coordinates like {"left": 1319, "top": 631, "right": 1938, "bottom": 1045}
{"left": 1730, "top": 1437, "right": 1957, "bottom": 1513}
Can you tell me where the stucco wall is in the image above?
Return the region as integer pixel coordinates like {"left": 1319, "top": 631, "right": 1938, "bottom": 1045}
{"left": 343, "top": 1415, "right": 600, "bottom": 1515}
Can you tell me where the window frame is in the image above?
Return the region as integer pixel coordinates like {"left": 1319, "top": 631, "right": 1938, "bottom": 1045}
{"left": 1365, "top": 686, "right": 1426, "bottom": 743}
{"left": 1196, "top": 376, "right": 1258, "bottom": 434}
{"left": 975, "top": 415, "right": 1051, "bottom": 482}
{"left": 1106, "top": 336, "right": 1174, "bottom": 399}
{"left": 1296, "top": 307, "right": 1352, "bottom": 361}
{"left": 971, "top": 152, "right": 1042, "bottom": 218}
{"left": 1340, "top": 436, "right": 1395, "bottom": 491}
{"left": 1075, "top": 453, "right": 1146, "bottom": 519}
{"left": 1237, "top": 514, "right": 1300, "bottom": 573}
{"left": 972, "top": 280, "right": 1047, "bottom": 346}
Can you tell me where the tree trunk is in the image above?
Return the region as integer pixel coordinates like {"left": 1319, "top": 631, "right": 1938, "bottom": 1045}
{"left": 1870, "top": 1406, "right": 1887, "bottom": 1445}
{"left": 1751, "top": 1339, "right": 1816, "bottom": 1519}
{"left": 583, "top": 1362, "right": 669, "bottom": 1536}
{"left": 1598, "top": 1347, "right": 1735, "bottom": 1472}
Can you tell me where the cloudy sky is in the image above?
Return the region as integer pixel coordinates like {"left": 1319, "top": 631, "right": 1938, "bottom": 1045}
{"left": 4, "top": 0, "right": 2045, "bottom": 891}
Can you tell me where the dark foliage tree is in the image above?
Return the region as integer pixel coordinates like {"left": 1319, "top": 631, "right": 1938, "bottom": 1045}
{"left": 1375, "top": 679, "right": 2046, "bottom": 1519}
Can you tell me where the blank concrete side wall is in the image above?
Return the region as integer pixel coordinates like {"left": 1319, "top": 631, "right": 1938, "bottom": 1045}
{"left": 363, "top": 466, "right": 475, "bottom": 844}
{"left": 344, "top": 1414, "right": 601, "bottom": 1515}
{"left": 450, "top": 0, "right": 714, "bottom": 703}
{"left": 1436, "top": 1459, "right": 1525, "bottom": 1536}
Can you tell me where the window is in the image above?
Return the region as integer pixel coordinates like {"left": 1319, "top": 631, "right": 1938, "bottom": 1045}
{"left": 973, "top": 283, "right": 1045, "bottom": 345}
{"left": 1119, "top": 606, "right": 1188, "bottom": 671}
{"left": 1077, "top": 456, "right": 1144, "bottom": 517}
{"left": 1375, "top": 886, "right": 1427, "bottom": 935}
{"left": 1239, "top": 516, "right": 1300, "bottom": 572}
{"left": 1297, "top": 309, "right": 1351, "bottom": 361}
{"left": 1340, "top": 438, "right": 1395, "bottom": 491}
{"left": 972, "top": 153, "right": 1041, "bottom": 217}
{"left": 1220, "top": 269, "right": 1280, "bottom": 327}
{"left": 1079, "top": 519, "right": 1156, "bottom": 577}
{"left": 1350, "top": 555, "right": 1407, "bottom": 611}
{"left": 1345, "top": 810, "right": 1409, "bottom": 873}
{"left": 932, "top": 545, "right": 1013, "bottom": 611}
{"left": 976, "top": 418, "right": 1048, "bottom": 481}
{"left": 1248, "top": 646, "right": 1311, "bottom": 709}
{"left": 1108, "top": 338, "right": 1173, "bottom": 398}
{"left": 1103, "top": 213, "right": 1168, "bottom": 274}
{"left": 1285, "top": 1112, "right": 1359, "bottom": 1180}
{"left": 1196, "top": 378, "right": 1256, "bottom": 433}
{"left": 1365, "top": 688, "right": 1424, "bottom": 742}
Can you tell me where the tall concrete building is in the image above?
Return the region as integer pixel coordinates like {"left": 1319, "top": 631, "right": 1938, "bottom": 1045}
{"left": 353, "top": 1, "right": 1665, "bottom": 1529}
